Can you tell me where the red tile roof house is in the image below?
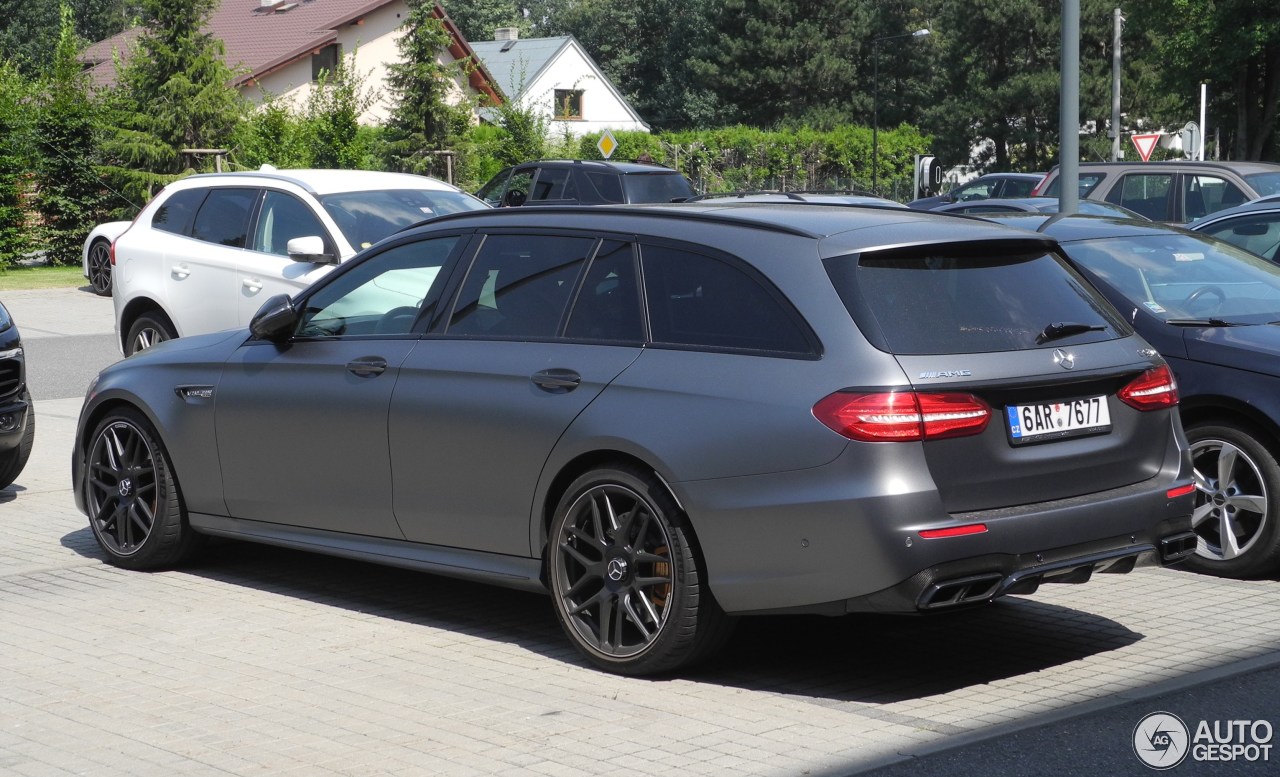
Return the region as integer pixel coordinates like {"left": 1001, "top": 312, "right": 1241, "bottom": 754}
{"left": 79, "top": 0, "right": 502, "bottom": 125}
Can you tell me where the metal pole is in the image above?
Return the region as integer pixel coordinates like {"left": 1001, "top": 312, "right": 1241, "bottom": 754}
{"left": 872, "top": 39, "right": 880, "bottom": 195}
{"left": 1199, "top": 83, "right": 1207, "bottom": 161}
{"left": 1060, "top": 0, "right": 1080, "bottom": 214}
{"left": 1111, "top": 8, "right": 1122, "bottom": 162}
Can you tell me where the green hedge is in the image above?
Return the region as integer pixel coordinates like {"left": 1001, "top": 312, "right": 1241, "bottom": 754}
{"left": 454, "top": 123, "right": 932, "bottom": 200}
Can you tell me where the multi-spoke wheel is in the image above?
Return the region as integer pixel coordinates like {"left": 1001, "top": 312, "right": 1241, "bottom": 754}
{"left": 547, "top": 464, "right": 731, "bottom": 675}
{"left": 84, "top": 408, "right": 202, "bottom": 569}
{"left": 1185, "top": 422, "right": 1280, "bottom": 578}
{"left": 125, "top": 313, "right": 177, "bottom": 356}
{"left": 87, "top": 239, "right": 113, "bottom": 296}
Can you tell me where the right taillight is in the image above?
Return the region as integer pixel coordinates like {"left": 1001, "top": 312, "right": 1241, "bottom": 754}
{"left": 1029, "top": 172, "right": 1050, "bottom": 197}
{"left": 1118, "top": 365, "right": 1178, "bottom": 411}
{"left": 813, "top": 391, "right": 991, "bottom": 442}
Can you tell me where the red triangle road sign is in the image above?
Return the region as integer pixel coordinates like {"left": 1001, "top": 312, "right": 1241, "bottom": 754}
{"left": 1131, "top": 133, "right": 1161, "bottom": 162}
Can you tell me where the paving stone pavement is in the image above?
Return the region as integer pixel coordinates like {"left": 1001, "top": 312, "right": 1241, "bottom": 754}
{"left": 3, "top": 309, "right": 1280, "bottom": 775}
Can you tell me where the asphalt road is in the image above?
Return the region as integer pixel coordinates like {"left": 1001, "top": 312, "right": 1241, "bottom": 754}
{"left": 21, "top": 332, "right": 120, "bottom": 401}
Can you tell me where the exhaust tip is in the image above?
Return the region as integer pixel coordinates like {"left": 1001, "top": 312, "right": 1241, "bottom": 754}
{"left": 1160, "top": 531, "right": 1198, "bottom": 563}
{"left": 918, "top": 572, "right": 1003, "bottom": 610}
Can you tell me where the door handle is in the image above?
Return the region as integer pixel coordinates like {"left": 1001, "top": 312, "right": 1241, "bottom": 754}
{"left": 243, "top": 278, "right": 262, "bottom": 293}
{"left": 347, "top": 356, "right": 387, "bottom": 378}
{"left": 171, "top": 265, "right": 190, "bottom": 279}
{"left": 531, "top": 368, "right": 581, "bottom": 393}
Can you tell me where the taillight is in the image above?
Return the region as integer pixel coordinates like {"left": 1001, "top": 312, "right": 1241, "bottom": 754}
{"left": 1118, "top": 365, "right": 1178, "bottom": 411}
{"left": 813, "top": 391, "right": 991, "bottom": 442}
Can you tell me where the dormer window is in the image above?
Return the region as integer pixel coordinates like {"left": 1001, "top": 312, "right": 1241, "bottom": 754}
{"left": 312, "top": 43, "right": 341, "bottom": 81}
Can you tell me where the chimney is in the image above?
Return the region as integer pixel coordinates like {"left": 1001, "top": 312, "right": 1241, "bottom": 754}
{"left": 494, "top": 27, "right": 519, "bottom": 41}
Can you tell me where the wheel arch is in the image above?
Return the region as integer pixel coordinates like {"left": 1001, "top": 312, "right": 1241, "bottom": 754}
{"left": 1179, "top": 396, "right": 1280, "bottom": 454}
{"left": 118, "top": 298, "right": 177, "bottom": 352}
{"left": 535, "top": 449, "right": 704, "bottom": 581}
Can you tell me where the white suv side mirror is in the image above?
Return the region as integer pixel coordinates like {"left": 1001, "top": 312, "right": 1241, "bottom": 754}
{"left": 286, "top": 236, "right": 337, "bottom": 264}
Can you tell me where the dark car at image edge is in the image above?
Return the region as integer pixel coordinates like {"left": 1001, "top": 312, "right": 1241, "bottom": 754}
{"left": 72, "top": 202, "right": 1196, "bottom": 675}
{"left": 0, "top": 299, "right": 34, "bottom": 491}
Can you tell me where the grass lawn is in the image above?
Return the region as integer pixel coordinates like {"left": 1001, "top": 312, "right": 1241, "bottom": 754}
{"left": 0, "top": 264, "right": 86, "bottom": 291}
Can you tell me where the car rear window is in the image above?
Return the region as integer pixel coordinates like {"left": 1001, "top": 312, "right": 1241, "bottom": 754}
{"left": 826, "top": 244, "right": 1128, "bottom": 355}
{"left": 1044, "top": 173, "right": 1105, "bottom": 198}
{"left": 622, "top": 173, "right": 694, "bottom": 203}
{"left": 1244, "top": 172, "right": 1280, "bottom": 198}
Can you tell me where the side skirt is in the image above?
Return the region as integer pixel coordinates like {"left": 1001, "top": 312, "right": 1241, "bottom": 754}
{"left": 190, "top": 513, "right": 547, "bottom": 594}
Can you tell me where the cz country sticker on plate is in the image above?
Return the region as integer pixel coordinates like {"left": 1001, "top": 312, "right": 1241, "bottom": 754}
{"left": 1006, "top": 395, "right": 1111, "bottom": 445}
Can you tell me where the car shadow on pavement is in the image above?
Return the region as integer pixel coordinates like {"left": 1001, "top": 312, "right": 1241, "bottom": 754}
{"left": 61, "top": 528, "right": 1142, "bottom": 698}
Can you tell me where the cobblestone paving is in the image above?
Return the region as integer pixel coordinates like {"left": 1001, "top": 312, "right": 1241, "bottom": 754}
{"left": 3, "top": 398, "right": 1279, "bottom": 776}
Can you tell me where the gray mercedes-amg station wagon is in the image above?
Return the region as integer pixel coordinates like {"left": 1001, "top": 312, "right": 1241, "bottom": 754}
{"left": 73, "top": 203, "right": 1197, "bottom": 675}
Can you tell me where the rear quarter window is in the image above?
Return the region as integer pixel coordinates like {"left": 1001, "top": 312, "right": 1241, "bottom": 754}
{"left": 826, "top": 244, "right": 1129, "bottom": 355}
{"left": 151, "top": 188, "right": 207, "bottom": 236}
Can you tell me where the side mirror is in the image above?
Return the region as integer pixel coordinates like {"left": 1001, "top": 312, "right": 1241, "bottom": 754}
{"left": 250, "top": 294, "right": 298, "bottom": 341}
{"left": 286, "top": 235, "right": 337, "bottom": 264}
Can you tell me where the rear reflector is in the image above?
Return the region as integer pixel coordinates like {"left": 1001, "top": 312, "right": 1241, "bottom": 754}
{"left": 813, "top": 391, "right": 991, "bottom": 442}
{"left": 919, "top": 524, "right": 988, "bottom": 539}
{"left": 1118, "top": 365, "right": 1179, "bottom": 411}
{"left": 1167, "top": 483, "right": 1196, "bottom": 499}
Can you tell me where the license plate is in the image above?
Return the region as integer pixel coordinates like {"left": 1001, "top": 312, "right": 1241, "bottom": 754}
{"left": 1006, "top": 395, "right": 1111, "bottom": 445}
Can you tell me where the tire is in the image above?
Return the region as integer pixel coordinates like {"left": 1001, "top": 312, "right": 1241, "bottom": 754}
{"left": 547, "top": 464, "right": 732, "bottom": 675}
{"left": 125, "top": 312, "right": 177, "bottom": 356}
{"left": 87, "top": 239, "right": 113, "bottom": 296}
{"left": 84, "top": 407, "right": 203, "bottom": 569}
{"left": 1184, "top": 422, "right": 1280, "bottom": 578}
{"left": 0, "top": 397, "right": 34, "bottom": 490}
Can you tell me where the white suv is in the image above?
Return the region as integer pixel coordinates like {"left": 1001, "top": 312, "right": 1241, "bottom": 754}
{"left": 112, "top": 169, "right": 487, "bottom": 354}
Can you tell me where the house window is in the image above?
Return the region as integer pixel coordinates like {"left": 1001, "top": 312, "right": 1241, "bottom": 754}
{"left": 312, "top": 43, "right": 341, "bottom": 81}
{"left": 554, "top": 89, "right": 583, "bottom": 120}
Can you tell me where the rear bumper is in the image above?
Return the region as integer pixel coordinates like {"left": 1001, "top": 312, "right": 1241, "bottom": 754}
{"left": 850, "top": 526, "right": 1196, "bottom": 614}
{"left": 678, "top": 418, "right": 1193, "bottom": 615}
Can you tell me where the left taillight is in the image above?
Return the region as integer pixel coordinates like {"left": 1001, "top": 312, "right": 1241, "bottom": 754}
{"left": 813, "top": 391, "right": 992, "bottom": 442}
{"left": 1118, "top": 365, "right": 1178, "bottom": 411}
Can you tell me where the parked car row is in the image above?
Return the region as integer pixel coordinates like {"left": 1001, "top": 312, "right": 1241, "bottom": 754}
{"left": 61, "top": 160, "right": 1280, "bottom": 676}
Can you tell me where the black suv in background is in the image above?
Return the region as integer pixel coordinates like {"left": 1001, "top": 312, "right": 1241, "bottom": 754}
{"left": 1034, "top": 161, "right": 1280, "bottom": 223}
{"left": 476, "top": 159, "right": 695, "bottom": 207}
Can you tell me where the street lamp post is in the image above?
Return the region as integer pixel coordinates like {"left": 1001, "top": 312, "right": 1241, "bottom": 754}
{"left": 872, "top": 28, "right": 930, "bottom": 195}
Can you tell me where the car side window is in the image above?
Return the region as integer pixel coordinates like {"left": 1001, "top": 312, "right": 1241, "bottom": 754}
{"left": 564, "top": 240, "right": 643, "bottom": 343}
{"left": 475, "top": 168, "right": 512, "bottom": 207}
{"left": 1105, "top": 174, "right": 1172, "bottom": 220}
{"left": 151, "top": 188, "right": 206, "bottom": 236}
{"left": 297, "top": 235, "right": 460, "bottom": 338}
{"left": 1199, "top": 215, "right": 1280, "bottom": 262}
{"left": 584, "top": 171, "right": 624, "bottom": 203}
{"left": 954, "top": 179, "right": 995, "bottom": 201}
{"left": 641, "top": 243, "right": 813, "bottom": 355}
{"left": 501, "top": 170, "right": 534, "bottom": 207}
{"left": 530, "top": 168, "right": 577, "bottom": 202}
{"left": 447, "top": 234, "right": 593, "bottom": 338}
{"left": 1002, "top": 178, "right": 1036, "bottom": 197}
{"left": 1183, "top": 174, "right": 1247, "bottom": 221}
{"left": 252, "top": 191, "right": 327, "bottom": 256}
{"left": 191, "top": 188, "right": 256, "bottom": 248}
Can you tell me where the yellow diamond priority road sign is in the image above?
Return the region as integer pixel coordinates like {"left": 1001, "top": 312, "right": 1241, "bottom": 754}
{"left": 597, "top": 129, "right": 618, "bottom": 159}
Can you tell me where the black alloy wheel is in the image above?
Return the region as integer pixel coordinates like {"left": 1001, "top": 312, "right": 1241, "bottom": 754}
{"left": 548, "top": 464, "right": 731, "bottom": 675}
{"left": 1186, "top": 422, "right": 1280, "bottom": 578}
{"left": 125, "top": 313, "right": 177, "bottom": 356}
{"left": 85, "top": 409, "right": 202, "bottom": 569}
{"left": 88, "top": 239, "right": 113, "bottom": 296}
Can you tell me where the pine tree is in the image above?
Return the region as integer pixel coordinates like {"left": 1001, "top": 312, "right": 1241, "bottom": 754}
{"left": 33, "top": 3, "right": 108, "bottom": 266}
{"left": 383, "top": 2, "right": 473, "bottom": 178}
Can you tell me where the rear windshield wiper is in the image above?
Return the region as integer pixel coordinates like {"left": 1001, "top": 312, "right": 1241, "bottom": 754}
{"left": 1035, "top": 321, "right": 1107, "bottom": 344}
{"left": 1166, "top": 318, "right": 1244, "bottom": 327}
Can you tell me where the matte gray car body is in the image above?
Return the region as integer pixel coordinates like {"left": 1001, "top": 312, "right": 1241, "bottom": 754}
{"left": 73, "top": 203, "right": 1197, "bottom": 674}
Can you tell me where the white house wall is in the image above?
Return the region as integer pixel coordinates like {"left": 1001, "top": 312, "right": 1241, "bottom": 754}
{"left": 242, "top": 2, "right": 473, "bottom": 125}
{"left": 525, "top": 44, "right": 648, "bottom": 137}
